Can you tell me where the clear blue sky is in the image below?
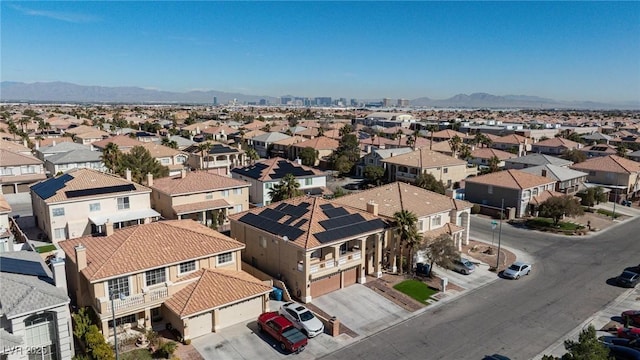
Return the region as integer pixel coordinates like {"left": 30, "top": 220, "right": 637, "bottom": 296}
{"left": 2, "top": 1, "right": 639, "bottom": 103}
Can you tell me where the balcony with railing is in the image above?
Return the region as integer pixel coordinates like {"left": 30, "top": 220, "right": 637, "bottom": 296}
{"left": 308, "top": 249, "right": 362, "bottom": 278}
{"left": 98, "top": 286, "right": 170, "bottom": 315}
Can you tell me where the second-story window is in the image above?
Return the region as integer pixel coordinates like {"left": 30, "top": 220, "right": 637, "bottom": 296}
{"left": 108, "top": 276, "right": 130, "bottom": 297}
{"left": 305, "top": 178, "right": 312, "bottom": 186}
{"left": 205, "top": 193, "right": 213, "bottom": 200}
{"left": 117, "top": 197, "right": 130, "bottom": 210}
{"left": 223, "top": 190, "right": 230, "bottom": 197}
{"left": 431, "top": 215, "right": 442, "bottom": 227}
{"left": 52, "top": 208, "right": 65, "bottom": 217}
{"left": 234, "top": 188, "right": 242, "bottom": 195}
{"left": 89, "top": 203, "right": 101, "bottom": 212}
{"left": 145, "top": 268, "right": 166, "bottom": 287}
{"left": 178, "top": 260, "right": 196, "bottom": 275}
{"left": 217, "top": 252, "right": 233, "bottom": 265}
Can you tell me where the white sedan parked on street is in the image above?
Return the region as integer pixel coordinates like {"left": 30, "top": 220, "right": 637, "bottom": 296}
{"left": 503, "top": 261, "right": 532, "bottom": 280}
{"left": 279, "top": 302, "right": 325, "bottom": 338}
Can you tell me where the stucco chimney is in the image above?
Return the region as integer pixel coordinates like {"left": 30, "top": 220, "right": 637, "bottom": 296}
{"left": 35, "top": 141, "right": 40, "bottom": 150}
{"left": 181, "top": 169, "right": 187, "bottom": 179}
{"left": 366, "top": 201, "right": 379, "bottom": 216}
{"left": 296, "top": 158, "right": 302, "bottom": 165}
{"left": 75, "top": 244, "right": 87, "bottom": 271}
{"left": 104, "top": 220, "right": 114, "bottom": 237}
{"left": 23, "top": 139, "right": 28, "bottom": 147}
{"left": 146, "top": 172, "right": 153, "bottom": 187}
{"left": 52, "top": 140, "right": 56, "bottom": 147}
{"left": 125, "top": 168, "right": 132, "bottom": 181}
{"left": 50, "top": 257, "right": 68, "bottom": 291}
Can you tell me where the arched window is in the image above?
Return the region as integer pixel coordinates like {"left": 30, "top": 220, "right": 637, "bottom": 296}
{"left": 24, "top": 312, "right": 59, "bottom": 360}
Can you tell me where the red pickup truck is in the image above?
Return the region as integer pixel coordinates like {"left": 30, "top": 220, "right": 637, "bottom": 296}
{"left": 257, "top": 312, "right": 308, "bottom": 354}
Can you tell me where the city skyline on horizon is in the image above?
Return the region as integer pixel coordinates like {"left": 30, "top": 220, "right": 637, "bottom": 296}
{"left": 2, "top": 2, "right": 639, "bottom": 103}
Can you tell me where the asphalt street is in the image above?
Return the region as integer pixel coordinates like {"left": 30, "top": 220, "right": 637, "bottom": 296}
{"left": 321, "top": 215, "right": 640, "bottom": 360}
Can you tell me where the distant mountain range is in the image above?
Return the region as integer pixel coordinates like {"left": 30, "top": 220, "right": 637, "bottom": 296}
{"left": 1, "top": 81, "right": 638, "bottom": 110}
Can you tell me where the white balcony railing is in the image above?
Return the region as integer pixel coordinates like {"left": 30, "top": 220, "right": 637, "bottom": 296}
{"left": 149, "top": 287, "right": 168, "bottom": 301}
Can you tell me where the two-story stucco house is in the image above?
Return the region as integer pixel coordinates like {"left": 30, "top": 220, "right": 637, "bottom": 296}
{"left": 355, "top": 147, "right": 413, "bottom": 177}
{"left": 530, "top": 137, "right": 582, "bottom": 155}
{"left": 381, "top": 147, "right": 476, "bottom": 188}
{"left": 58, "top": 220, "right": 271, "bottom": 341}
{"left": 0, "top": 149, "right": 47, "bottom": 194}
{"left": 231, "top": 158, "right": 327, "bottom": 206}
{"left": 126, "top": 143, "right": 189, "bottom": 177}
{"left": 0, "top": 251, "right": 73, "bottom": 360}
{"left": 183, "top": 142, "right": 246, "bottom": 176}
{"left": 249, "top": 132, "right": 291, "bottom": 158}
{"left": 491, "top": 134, "right": 532, "bottom": 156}
{"left": 149, "top": 171, "right": 250, "bottom": 227}
{"left": 464, "top": 169, "right": 558, "bottom": 218}
{"left": 30, "top": 168, "right": 160, "bottom": 243}
{"left": 570, "top": 155, "right": 640, "bottom": 201}
{"left": 229, "top": 196, "right": 389, "bottom": 303}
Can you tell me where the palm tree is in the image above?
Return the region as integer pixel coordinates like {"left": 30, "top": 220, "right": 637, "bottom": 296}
{"left": 317, "top": 126, "right": 326, "bottom": 137}
{"left": 459, "top": 144, "right": 472, "bottom": 161}
{"left": 197, "top": 142, "right": 213, "bottom": 170}
{"left": 269, "top": 173, "right": 302, "bottom": 202}
{"left": 488, "top": 155, "right": 501, "bottom": 173}
{"left": 396, "top": 129, "right": 404, "bottom": 146}
{"left": 393, "top": 210, "right": 421, "bottom": 275}
{"left": 101, "top": 143, "right": 121, "bottom": 173}
{"left": 245, "top": 148, "right": 259, "bottom": 164}
{"left": 448, "top": 135, "right": 463, "bottom": 158}
{"left": 428, "top": 125, "right": 438, "bottom": 150}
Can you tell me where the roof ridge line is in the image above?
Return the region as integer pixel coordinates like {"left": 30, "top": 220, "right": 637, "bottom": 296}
{"left": 91, "top": 224, "right": 145, "bottom": 279}
{"left": 179, "top": 270, "right": 207, "bottom": 315}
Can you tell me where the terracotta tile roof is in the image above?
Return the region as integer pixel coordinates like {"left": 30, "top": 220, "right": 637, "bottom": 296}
{"left": 423, "top": 223, "right": 465, "bottom": 239}
{"left": 242, "top": 120, "right": 266, "bottom": 130}
{"left": 292, "top": 136, "right": 340, "bottom": 150}
{"left": 229, "top": 196, "right": 389, "bottom": 250}
{"left": 465, "top": 169, "right": 556, "bottom": 190}
{"left": 470, "top": 148, "right": 517, "bottom": 160}
{"left": 75, "top": 130, "right": 109, "bottom": 139}
{"left": 272, "top": 135, "right": 307, "bottom": 146}
{"left": 64, "top": 125, "right": 101, "bottom": 135}
{"left": 494, "top": 134, "right": 529, "bottom": 145}
{"left": 92, "top": 135, "right": 145, "bottom": 149}
{"left": 122, "top": 142, "right": 184, "bottom": 158}
{"left": 0, "top": 139, "right": 31, "bottom": 153}
{"left": 58, "top": 220, "right": 245, "bottom": 281}
{"left": 152, "top": 171, "right": 249, "bottom": 195}
{"left": 201, "top": 125, "right": 237, "bottom": 135}
{"left": 533, "top": 137, "right": 580, "bottom": 148}
{"left": 569, "top": 155, "right": 640, "bottom": 174}
{"left": 241, "top": 129, "right": 266, "bottom": 139}
{"left": 381, "top": 147, "right": 467, "bottom": 168}
{"left": 38, "top": 137, "right": 74, "bottom": 147}
{"left": 430, "top": 129, "right": 469, "bottom": 139}
{"left": 173, "top": 199, "right": 232, "bottom": 215}
{"left": 33, "top": 168, "right": 149, "bottom": 203}
{"left": 0, "top": 147, "right": 42, "bottom": 167}
{"left": 530, "top": 190, "right": 566, "bottom": 206}
{"left": 164, "top": 268, "right": 271, "bottom": 317}
{"left": 333, "top": 182, "right": 472, "bottom": 220}
{"left": 0, "top": 194, "right": 11, "bottom": 213}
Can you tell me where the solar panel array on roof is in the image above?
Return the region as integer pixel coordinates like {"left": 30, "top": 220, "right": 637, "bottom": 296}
{"left": 272, "top": 161, "right": 316, "bottom": 178}
{"left": 0, "top": 255, "right": 51, "bottom": 283}
{"left": 279, "top": 203, "right": 310, "bottom": 218}
{"left": 232, "top": 162, "right": 268, "bottom": 179}
{"left": 323, "top": 207, "right": 349, "bottom": 218}
{"left": 292, "top": 219, "right": 308, "bottom": 228}
{"left": 315, "top": 219, "right": 386, "bottom": 244}
{"left": 260, "top": 208, "right": 286, "bottom": 221}
{"left": 31, "top": 173, "right": 74, "bottom": 200}
{"left": 65, "top": 184, "right": 137, "bottom": 199}
{"left": 209, "top": 144, "right": 239, "bottom": 154}
{"left": 319, "top": 214, "right": 365, "bottom": 230}
{"left": 238, "top": 213, "right": 305, "bottom": 240}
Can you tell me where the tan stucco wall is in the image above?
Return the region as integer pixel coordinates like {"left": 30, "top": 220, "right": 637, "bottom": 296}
{"left": 152, "top": 187, "right": 250, "bottom": 219}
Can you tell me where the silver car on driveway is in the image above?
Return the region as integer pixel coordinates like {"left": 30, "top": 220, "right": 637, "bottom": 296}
{"left": 451, "top": 258, "right": 476, "bottom": 275}
{"left": 503, "top": 261, "right": 532, "bottom": 279}
{"left": 279, "top": 302, "right": 325, "bottom": 338}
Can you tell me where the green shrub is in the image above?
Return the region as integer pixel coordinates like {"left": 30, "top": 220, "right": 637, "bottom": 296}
{"left": 471, "top": 204, "right": 481, "bottom": 214}
{"left": 153, "top": 340, "right": 177, "bottom": 359}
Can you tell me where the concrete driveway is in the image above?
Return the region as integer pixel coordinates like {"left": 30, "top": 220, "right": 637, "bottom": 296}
{"left": 311, "top": 284, "right": 410, "bottom": 337}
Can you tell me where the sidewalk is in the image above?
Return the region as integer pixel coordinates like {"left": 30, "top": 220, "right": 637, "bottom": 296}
{"left": 534, "top": 287, "right": 640, "bottom": 359}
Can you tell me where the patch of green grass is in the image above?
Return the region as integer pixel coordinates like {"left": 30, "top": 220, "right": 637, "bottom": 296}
{"left": 596, "top": 209, "right": 621, "bottom": 218}
{"left": 120, "top": 348, "right": 153, "bottom": 360}
{"left": 525, "top": 218, "right": 584, "bottom": 231}
{"left": 36, "top": 244, "right": 57, "bottom": 253}
{"left": 393, "top": 279, "right": 438, "bottom": 304}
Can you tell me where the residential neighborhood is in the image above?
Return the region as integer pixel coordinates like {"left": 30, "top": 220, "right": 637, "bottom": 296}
{"left": 0, "top": 104, "right": 639, "bottom": 360}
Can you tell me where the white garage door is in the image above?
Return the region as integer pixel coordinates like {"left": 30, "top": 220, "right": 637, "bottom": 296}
{"left": 188, "top": 312, "right": 213, "bottom": 339}
{"left": 217, "top": 297, "right": 263, "bottom": 330}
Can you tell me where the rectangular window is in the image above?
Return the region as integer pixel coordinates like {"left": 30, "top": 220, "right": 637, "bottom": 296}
{"left": 217, "top": 252, "right": 233, "bottom": 265}
{"left": 223, "top": 190, "right": 229, "bottom": 197}
{"left": 532, "top": 188, "right": 538, "bottom": 196}
{"left": 145, "top": 268, "right": 166, "bottom": 287}
{"left": 488, "top": 185, "right": 493, "bottom": 194}
{"left": 54, "top": 228, "right": 66, "bottom": 240}
{"left": 117, "top": 197, "right": 130, "bottom": 210}
{"left": 589, "top": 171, "right": 596, "bottom": 176}
{"left": 108, "top": 276, "right": 130, "bottom": 297}
{"left": 0, "top": 168, "right": 13, "bottom": 176}
{"left": 305, "top": 178, "right": 312, "bottom": 186}
{"left": 259, "top": 236, "right": 267, "bottom": 248}
{"left": 431, "top": 215, "right": 442, "bottom": 227}
{"left": 417, "top": 220, "right": 424, "bottom": 231}
{"left": 89, "top": 203, "right": 101, "bottom": 212}
{"left": 234, "top": 204, "right": 242, "bottom": 213}
{"left": 52, "top": 208, "right": 65, "bottom": 217}
{"left": 443, "top": 168, "right": 448, "bottom": 174}
{"left": 205, "top": 193, "right": 213, "bottom": 200}
{"left": 234, "top": 188, "right": 242, "bottom": 195}
{"left": 178, "top": 260, "right": 196, "bottom": 275}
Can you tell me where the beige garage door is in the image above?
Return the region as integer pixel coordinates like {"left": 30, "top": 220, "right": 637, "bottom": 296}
{"left": 2, "top": 185, "right": 15, "bottom": 194}
{"left": 217, "top": 297, "right": 263, "bottom": 330}
{"left": 188, "top": 312, "right": 213, "bottom": 339}
{"left": 17, "top": 184, "right": 31, "bottom": 193}
{"left": 343, "top": 267, "right": 357, "bottom": 287}
{"left": 310, "top": 273, "right": 341, "bottom": 298}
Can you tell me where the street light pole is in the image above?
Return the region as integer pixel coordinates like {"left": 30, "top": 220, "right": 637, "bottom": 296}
{"left": 495, "top": 199, "right": 504, "bottom": 270}
{"left": 110, "top": 290, "right": 125, "bottom": 360}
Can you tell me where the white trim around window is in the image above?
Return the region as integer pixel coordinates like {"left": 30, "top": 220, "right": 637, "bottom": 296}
{"left": 178, "top": 260, "right": 197, "bottom": 275}
{"left": 217, "top": 252, "right": 234, "bottom": 265}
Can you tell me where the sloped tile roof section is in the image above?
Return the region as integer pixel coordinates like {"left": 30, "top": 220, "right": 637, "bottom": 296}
{"left": 470, "top": 148, "right": 517, "bottom": 160}
{"left": 152, "top": 171, "right": 249, "bottom": 196}
{"left": 164, "top": 268, "right": 272, "bottom": 317}
{"left": 0, "top": 149, "right": 43, "bottom": 166}
{"left": 533, "top": 137, "right": 580, "bottom": 148}
{"left": 92, "top": 135, "right": 145, "bottom": 149}
{"left": 506, "top": 154, "right": 573, "bottom": 167}
{"left": 31, "top": 168, "right": 149, "bottom": 202}
{"left": 520, "top": 164, "right": 588, "bottom": 182}
{"left": 530, "top": 190, "right": 566, "bottom": 206}
{"left": 465, "top": 169, "right": 556, "bottom": 190}
{"left": 229, "top": 196, "right": 388, "bottom": 250}
{"left": 333, "top": 182, "right": 472, "bottom": 219}
{"left": 0, "top": 139, "right": 31, "bottom": 153}
{"left": 381, "top": 148, "right": 467, "bottom": 168}
{"left": 173, "top": 199, "right": 231, "bottom": 215}
{"left": 58, "top": 220, "right": 245, "bottom": 281}
{"left": 292, "top": 136, "right": 340, "bottom": 150}
{"left": 45, "top": 149, "right": 102, "bottom": 164}
{"left": 0, "top": 193, "right": 12, "bottom": 213}
{"left": 570, "top": 155, "right": 640, "bottom": 174}
{"left": 231, "top": 157, "right": 324, "bottom": 181}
